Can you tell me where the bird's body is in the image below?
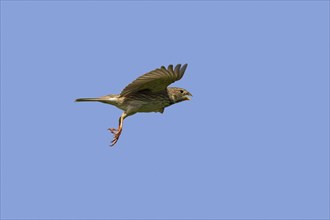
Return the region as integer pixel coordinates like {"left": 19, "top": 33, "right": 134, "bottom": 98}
{"left": 121, "top": 89, "right": 171, "bottom": 114}
{"left": 76, "top": 64, "right": 191, "bottom": 146}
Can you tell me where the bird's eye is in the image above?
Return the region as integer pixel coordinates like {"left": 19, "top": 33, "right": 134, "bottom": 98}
{"left": 180, "top": 90, "right": 184, "bottom": 93}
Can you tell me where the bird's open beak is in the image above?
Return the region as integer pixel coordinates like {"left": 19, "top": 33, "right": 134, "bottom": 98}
{"left": 184, "top": 92, "right": 192, "bottom": 101}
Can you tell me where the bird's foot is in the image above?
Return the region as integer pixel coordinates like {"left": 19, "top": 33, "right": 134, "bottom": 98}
{"left": 108, "top": 128, "right": 122, "bottom": 146}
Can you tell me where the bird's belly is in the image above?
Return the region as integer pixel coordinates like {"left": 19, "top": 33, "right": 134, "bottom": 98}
{"left": 125, "top": 100, "right": 169, "bottom": 113}
{"left": 137, "top": 102, "right": 165, "bottom": 113}
{"left": 121, "top": 92, "right": 171, "bottom": 114}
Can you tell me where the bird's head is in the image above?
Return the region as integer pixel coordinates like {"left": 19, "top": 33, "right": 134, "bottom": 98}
{"left": 168, "top": 87, "right": 192, "bottom": 104}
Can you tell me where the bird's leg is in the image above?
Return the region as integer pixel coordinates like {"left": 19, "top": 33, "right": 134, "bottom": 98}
{"left": 108, "top": 113, "right": 124, "bottom": 134}
{"left": 108, "top": 112, "right": 127, "bottom": 146}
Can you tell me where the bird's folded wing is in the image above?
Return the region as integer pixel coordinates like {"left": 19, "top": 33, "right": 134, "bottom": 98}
{"left": 120, "top": 64, "right": 188, "bottom": 97}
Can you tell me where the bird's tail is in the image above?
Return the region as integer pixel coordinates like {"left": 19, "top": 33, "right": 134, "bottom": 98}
{"left": 75, "top": 98, "right": 102, "bottom": 102}
{"left": 75, "top": 94, "right": 119, "bottom": 105}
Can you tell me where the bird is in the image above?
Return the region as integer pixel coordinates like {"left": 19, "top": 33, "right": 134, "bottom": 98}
{"left": 75, "top": 64, "right": 192, "bottom": 146}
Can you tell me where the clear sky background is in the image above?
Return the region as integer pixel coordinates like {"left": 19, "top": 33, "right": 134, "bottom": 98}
{"left": 1, "top": 1, "right": 329, "bottom": 219}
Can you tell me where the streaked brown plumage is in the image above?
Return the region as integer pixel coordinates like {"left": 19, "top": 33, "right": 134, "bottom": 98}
{"left": 75, "top": 64, "right": 191, "bottom": 146}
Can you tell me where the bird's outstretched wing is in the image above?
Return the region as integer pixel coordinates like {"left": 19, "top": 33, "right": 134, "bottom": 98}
{"left": 120, "top": 64, "right": 188, "bottom": 97}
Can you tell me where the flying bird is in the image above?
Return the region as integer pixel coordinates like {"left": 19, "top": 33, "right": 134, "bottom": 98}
{"left": 75, "top": 64, "right": 192, "bottom": 146}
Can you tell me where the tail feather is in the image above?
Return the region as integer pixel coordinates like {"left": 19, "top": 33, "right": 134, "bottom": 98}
{"left": 75, "top": 98, "right": 102, "bottom": 102}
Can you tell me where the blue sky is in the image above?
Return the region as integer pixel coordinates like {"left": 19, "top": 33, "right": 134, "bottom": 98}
{"left": 1, "top": 1, "right": 329, "bottom": 219}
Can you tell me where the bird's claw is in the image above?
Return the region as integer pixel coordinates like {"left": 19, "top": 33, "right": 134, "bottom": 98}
{"left": 108, "top": 128, "right": 122, "bottom": 147}
{"left": 111, "top": 137, "right": 119, "bottom": 146}
{"left": 108, "top": 128, "right": 118, "bottom": 134}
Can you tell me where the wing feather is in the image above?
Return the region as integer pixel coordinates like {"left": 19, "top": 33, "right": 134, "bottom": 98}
{"left": 120, "top": 64, "right": 188, "bottom": 97}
